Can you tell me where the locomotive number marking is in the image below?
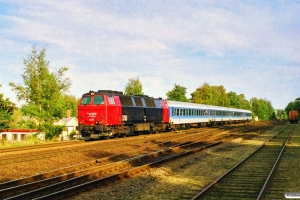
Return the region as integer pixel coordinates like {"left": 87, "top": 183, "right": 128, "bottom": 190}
{"left": 87, "top": 113, "right": 97, "bottom": 117}
{"left": 122, "top": 115, "right": 128, "bottom": 121}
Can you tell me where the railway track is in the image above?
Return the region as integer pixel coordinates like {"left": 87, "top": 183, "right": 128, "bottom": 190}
{"left": 0, "top": 123, "right": 269, "bottom": 165}
{"left": 190, "top": 124, "right": 294, "bottom": 200}
{"left": 0, "top": 138, "right": 218, "bottom": 199}
{"left": 0, "top": 123, "right": 272, "bottom": 199}
{"left": 0, "top": 128, "right": 216, "bottom": 165}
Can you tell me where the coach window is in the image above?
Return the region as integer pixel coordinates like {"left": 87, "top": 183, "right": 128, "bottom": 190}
{"left": 177, "top": 108, "right": 180, "bottom": 116}
{"left": 211, "top": 110, "right": 216, "bottom": 116}
{"left": 94, "top": 96, "right": 104, "bottom": 105}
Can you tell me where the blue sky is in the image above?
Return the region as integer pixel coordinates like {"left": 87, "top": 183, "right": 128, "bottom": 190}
{"left": 0, "top": 0, "right": 300, "bottom": 109}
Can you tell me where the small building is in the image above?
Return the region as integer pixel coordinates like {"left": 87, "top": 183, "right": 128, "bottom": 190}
{"left": 0, "top": 130, "right": 38, "bottom": 141}
{"left": 54, "top": 117, "right": 78, "bottom": 140}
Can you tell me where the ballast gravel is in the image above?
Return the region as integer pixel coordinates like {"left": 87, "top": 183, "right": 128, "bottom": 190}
{"left": 69, "top": 126, "right": 285, "bottom": 200}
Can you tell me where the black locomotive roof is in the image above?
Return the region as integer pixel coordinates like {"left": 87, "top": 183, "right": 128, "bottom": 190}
{"left": 84, "top": 90, "right": 161, "bottom": 99}
{"left": 97, "top": 90, "right": 123, "bottom": 95}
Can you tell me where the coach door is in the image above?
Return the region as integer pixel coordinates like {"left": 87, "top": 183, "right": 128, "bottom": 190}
{"left": 211, "top": 110, "right": 216, "bottom": 122}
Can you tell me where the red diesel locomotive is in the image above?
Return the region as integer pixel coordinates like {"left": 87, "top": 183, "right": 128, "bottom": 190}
{"left": 76, "top": 90, "right": 170, "bottom": 139}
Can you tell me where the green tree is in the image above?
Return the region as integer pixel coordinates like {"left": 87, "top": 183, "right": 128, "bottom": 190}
{"left": 63, "top": 94, "right": 79, "bottom": 118}
{"left": 227, "top": 91, "right": 251, "bottom": 110}
{"left": 285, "top": 101, "right": 296, "bottom": 115}
{"left": 166, "top": 84, "right": 189, "bottom": 102}
{"left": 124, "top": 76, "right": 144, "bottom": 95}
{"left": 251, "top": 98, "right": 275, "bottom": 120}
{"left": 0, "top": 84, "right": 16, "bottom": 131}
{"left": 191, "top": 83, "right": 229, "bottom": 106}
{"left": 285, "top": 97, "right": 300, "bottom": 116}
{"left": 9, "top": 46, "right": 71, "bottom": 139}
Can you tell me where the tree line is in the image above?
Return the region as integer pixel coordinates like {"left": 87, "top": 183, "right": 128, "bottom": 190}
{"left": 0, "top": 46, "right": 291, "bottom": 139}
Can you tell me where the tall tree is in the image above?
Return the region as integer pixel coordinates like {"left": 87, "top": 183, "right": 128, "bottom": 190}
{"left": 191, "top": 83, "right": 229, "bottom": 106}
{"left": 124, "top": 76, "right": 144, "bottom": 95}
{"left": 0, "top": 84, "right": 16, "bottom": 131}
{"left": 9, "top": 46, "right": 71, "bottom": 139}
{"left": 285, "top": 97, "right": 300, "bottom": 115}
{"left": 63, "top": 94, "right": 79, "bottom": 118}
{"left": 251, "top": 98, "right": 275, "bottom": 120}
{"left": 227, "top": 91, "right": 251, "bottom": 110}
{"left": 166, "top": 84, "right": 189, "bottom": 102}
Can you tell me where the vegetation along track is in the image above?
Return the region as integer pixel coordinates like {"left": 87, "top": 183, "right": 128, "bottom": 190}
{"left": 0, "top": 140, "right": 83, "bottom": 153}
{"left": 191, "top": 123, "right": 294, "bottom": 200}
{"left": 0, "top": 122, "right": 272, "bottom": 199}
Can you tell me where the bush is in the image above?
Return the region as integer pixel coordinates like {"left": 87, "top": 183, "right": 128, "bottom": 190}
{"left": 40, "top": 123, "right": 63, "bottom": 140}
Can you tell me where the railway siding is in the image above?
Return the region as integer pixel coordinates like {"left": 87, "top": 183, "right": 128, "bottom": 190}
{"left": 191, "top": 125, "right": 292, "bottom": 199}
{"left": 262, "top": 124, "right": 300, "bottom": 199}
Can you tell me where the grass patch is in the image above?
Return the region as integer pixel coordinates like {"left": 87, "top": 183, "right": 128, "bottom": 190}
{"left": 0, "top": 135, "right": 60, "bottom": 149}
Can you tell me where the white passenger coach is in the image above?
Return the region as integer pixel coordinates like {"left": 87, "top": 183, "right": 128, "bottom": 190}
{"left": 166, "top": 100, "right": 252, "bottom": 128}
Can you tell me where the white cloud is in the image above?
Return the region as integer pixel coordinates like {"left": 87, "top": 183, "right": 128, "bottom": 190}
{"left": 0, "top": 0, "right": 300, "bottom": 109}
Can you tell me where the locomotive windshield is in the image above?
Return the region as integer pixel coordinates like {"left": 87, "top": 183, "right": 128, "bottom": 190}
{"left": 80, "top": 95, "right": 105, "bottom": 105}
{"left": 81, "top": 96, "right": 91, "bottom": 105}
{"left": 94, "top": 95, "right": 104, "bottom": 104}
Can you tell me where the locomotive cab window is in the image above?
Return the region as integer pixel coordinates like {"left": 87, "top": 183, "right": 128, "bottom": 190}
{"left": 81, "top": 96, "right": 91, "bottom": 105}
{"left": 108, "top": 96, "right": 115, "bottom": 104}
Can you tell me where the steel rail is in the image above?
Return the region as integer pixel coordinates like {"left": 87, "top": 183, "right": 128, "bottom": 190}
{"left": 256, "top": 125, "right": 295, "bottom": 200}
{"left": 0, "top": 133, "right": 209, "bottom": 190}
{"left": 190, "top": 125, "right": 288, "bottom": 200}
{"left": 0, "top": 130, "right": 222, "bottom": 197}
{"left": 0, "top": 122, "right": 273, "bottom": 199}
{"left": 3, "top": 140, "right": 222, "bottom": 200}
